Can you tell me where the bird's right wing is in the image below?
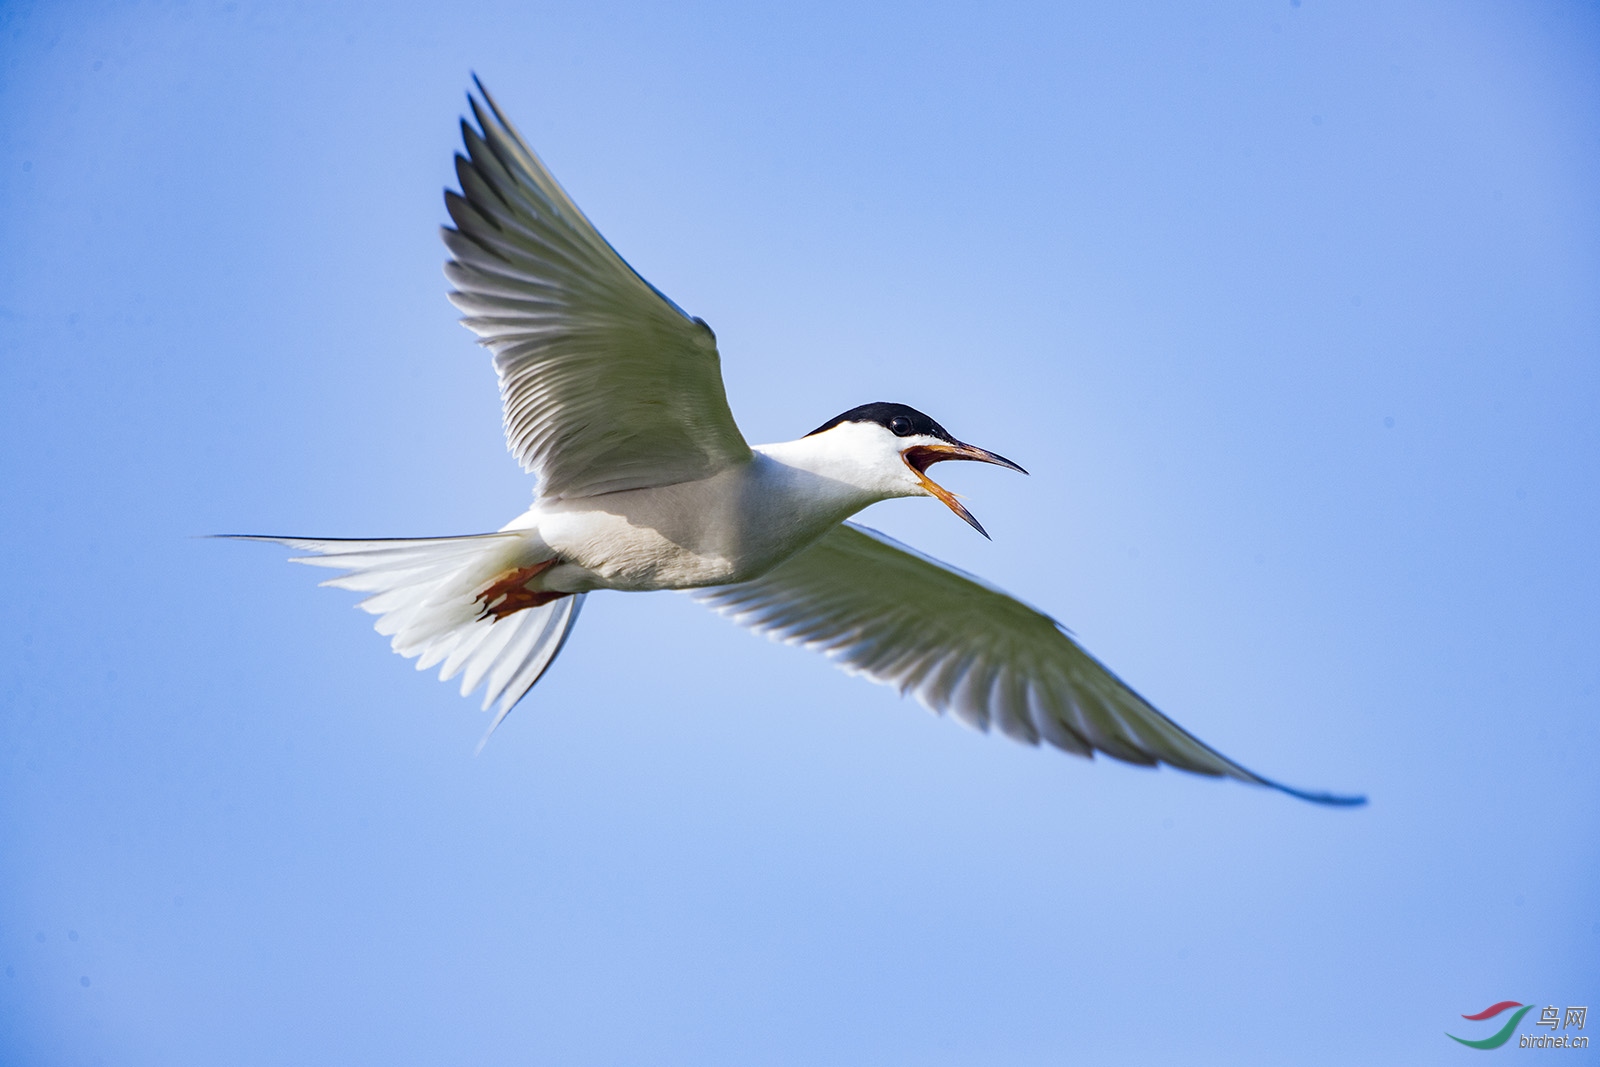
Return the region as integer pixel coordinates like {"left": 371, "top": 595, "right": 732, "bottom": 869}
{"left": 695, "top": 523, "right": 1363, "bottom": 805}
{"left": 443, "top": 81, "right": 752, "bottom": 500}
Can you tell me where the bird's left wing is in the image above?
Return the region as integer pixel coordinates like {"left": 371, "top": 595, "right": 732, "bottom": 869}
{"left": 695, "top": 523, "right": 1363, "bottom": 805}
{"left": 443, "top": 81, "right": 752, "bottom": 499}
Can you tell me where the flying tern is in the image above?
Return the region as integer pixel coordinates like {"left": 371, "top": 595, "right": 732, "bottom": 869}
{"left": 235, "top": 80, "right": 1362, "bottom": 806}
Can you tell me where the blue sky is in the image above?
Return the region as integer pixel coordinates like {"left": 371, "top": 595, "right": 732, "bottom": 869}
{"left": 2, "top": 1, "right": 1597, "bottom": 1063}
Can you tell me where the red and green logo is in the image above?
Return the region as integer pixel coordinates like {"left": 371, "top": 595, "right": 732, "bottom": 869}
{"left": 1448, "top": 1001, "right": 1534, "bottom": 1050}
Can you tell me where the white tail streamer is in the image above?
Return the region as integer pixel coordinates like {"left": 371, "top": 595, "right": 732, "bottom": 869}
{"left": 228, "top": 535, "right": 585, "bottom": 741}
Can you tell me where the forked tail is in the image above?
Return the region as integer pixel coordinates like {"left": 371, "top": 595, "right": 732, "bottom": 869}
{"left": 226, "top": 534, "right": 584, "bottom": 747}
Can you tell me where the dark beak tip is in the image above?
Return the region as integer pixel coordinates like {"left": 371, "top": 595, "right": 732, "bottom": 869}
{"left": 961, "top": 511, "right": 992, "bottom": 540}
{"left": 969, "top": 443, "right": 1026, "bottom": 475}
{"left": 993, "top": 458, "right": 1027, "bottom": 476}
{"left": 994, "top": 453, "right": 1028, "bottom": 476}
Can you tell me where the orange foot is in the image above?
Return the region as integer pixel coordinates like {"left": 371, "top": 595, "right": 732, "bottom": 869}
{"left": 475, "top": 560, "right": 565, "bottom": 621}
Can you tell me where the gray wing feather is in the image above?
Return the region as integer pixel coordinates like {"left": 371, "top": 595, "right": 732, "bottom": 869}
{"left": 443, "top": 81, "right": 751, "bottom": 499}
{"left": 695, "top": 523, "right": 1364, "bottom": 805}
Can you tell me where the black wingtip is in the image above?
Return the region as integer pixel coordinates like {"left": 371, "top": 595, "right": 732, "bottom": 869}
{"left": 468, "top": 73, "right": 510, "bottom": 131}
{"left": 1266, "top": 779, "right": 1368, "bottom": 807}
{"left": 465, "top": 74, "right": 494, "bottom": 135}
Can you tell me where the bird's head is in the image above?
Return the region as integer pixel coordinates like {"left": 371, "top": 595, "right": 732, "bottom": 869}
{"left": 803, "top": 402, "right": 1027, "bottom": 538}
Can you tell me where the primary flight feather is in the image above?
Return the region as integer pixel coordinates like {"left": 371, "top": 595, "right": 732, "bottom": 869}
{"left": 232, "top": 79, "right": 1363, "bottom": 805}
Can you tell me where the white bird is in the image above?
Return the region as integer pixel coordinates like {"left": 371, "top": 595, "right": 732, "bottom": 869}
{"left": 234, "top": 80, "right": 1362, "bottom": 806}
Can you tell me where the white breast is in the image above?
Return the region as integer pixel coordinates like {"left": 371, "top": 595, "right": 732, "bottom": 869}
{"left": 509, "top": 446, "right": 886, "bottom": 593}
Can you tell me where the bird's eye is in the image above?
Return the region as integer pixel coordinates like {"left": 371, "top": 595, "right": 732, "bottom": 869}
{"left": 889, "top": 416, "right": 913, "bottom": 436}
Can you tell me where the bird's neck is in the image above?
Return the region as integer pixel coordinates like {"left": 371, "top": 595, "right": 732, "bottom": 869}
{"left": 753, "top": 434, "right": 916, "bottom": 516}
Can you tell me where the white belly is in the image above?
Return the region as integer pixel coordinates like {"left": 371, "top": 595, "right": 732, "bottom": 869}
{"left": 504, "top": 452, "right": 874, "bottom": 593}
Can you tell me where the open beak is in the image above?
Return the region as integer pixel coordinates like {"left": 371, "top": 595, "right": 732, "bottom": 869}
{"left": 902, "top": 442, "right": 1028, "bottom": 539}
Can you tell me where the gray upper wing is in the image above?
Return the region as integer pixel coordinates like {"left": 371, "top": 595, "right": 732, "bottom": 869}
{"left": 695, "top": 522, "right": 1362, "bottom": 805}
{"left": 442, "top": 82, "right": 752, "bottom": 500}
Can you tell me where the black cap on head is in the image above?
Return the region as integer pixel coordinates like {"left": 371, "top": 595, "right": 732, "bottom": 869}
{"left": 806, "top": 402, "right": 954, "bottom": 441}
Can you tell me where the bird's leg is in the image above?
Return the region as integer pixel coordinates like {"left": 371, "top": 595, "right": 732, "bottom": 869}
{"left": 475, "top": 559, "right": 565, "bottom": 621}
